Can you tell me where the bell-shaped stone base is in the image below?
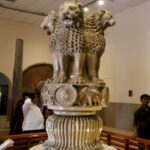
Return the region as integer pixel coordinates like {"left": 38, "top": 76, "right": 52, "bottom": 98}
{"left": 44, "top": 114, "right": 103, "bottom": 150}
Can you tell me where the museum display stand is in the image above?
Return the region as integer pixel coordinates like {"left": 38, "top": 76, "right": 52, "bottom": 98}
{"left": 30, "top": 81, "right": 115, "bottom": 150}
{"left": 41, "top": 81, "right": 107, "bottom": 150}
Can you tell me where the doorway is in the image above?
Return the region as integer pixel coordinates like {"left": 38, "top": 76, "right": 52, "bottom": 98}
{"left": 0, "top": 73, "right": 11, "bottom": 134}
{"left": 0, "top": 73, "right": 9, "bottom": 115}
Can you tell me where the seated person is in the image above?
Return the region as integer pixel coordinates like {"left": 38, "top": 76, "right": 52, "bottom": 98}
{"left": 22, "top": 93, "right": 45, "bottom": 133}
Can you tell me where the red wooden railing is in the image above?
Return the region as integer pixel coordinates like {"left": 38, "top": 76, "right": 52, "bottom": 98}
{"left": 100, "top": 130, "right": 150, "bottom": 150}
{"left": 0, "top": 132, "right": 47, "bottom": 150}
{"left": 0, "top": 130, "right": 150, "bottom": 150}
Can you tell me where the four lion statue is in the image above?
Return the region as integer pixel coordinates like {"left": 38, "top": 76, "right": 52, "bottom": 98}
{"left": 41, "top": 0, "right": 115, "bottom": 84}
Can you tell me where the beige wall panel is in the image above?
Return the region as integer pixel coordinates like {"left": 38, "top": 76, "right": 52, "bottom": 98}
{"left": 0, "top": 19, "right": 51, "bottom": 84}
{"left": 100, "top": 1, "right": 150, "bottom": 103}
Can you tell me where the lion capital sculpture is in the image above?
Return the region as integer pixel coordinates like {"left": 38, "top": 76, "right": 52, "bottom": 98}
{"left": 41, "top": 2, "right": 115, "bottom": 84}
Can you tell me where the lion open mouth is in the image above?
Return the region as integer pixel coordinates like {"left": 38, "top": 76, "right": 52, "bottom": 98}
{"left": 62, "top": 15, "right": 73, "bottom": 25}
{"left": 63, "top": 15, "right": 72, "bottom": 21}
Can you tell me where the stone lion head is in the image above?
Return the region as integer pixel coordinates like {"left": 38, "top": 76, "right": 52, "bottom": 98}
{"left": 95, "top": 10, "right": 116, "bottom": 30}
{"left": 40, "top": 10, "right": 58, "bottom": 35}
{"left": 59, "top": 1, "right": 84, "bottom": 27}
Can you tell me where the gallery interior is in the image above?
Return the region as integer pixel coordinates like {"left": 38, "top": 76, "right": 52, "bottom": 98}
{"left": 0, "top": 0, "right": 150, "bottom": 149}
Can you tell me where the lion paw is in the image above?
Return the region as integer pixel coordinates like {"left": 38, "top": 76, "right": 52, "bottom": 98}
{"left": 91, "top": 77, "right": 105, "bottom": 86}
{"left": 70, "top": 76, "right": 85, "bottom": 84}
{"left": 52, "top": 72, "right": 59, "bottom": 83}
{"left": 57, "top": 72, "right": 67, "bottom": 83}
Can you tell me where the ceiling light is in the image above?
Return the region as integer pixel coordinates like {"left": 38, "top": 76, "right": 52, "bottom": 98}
{"left": 84, "top": 7, "right": 89, "bottom": 12}
{"left": 98, "top": 0, "right": 105, "bottom": 6}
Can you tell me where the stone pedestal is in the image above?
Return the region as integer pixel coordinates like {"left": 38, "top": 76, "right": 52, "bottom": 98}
{"left": 40, "top": 80, "right": 109, "bottom": 150}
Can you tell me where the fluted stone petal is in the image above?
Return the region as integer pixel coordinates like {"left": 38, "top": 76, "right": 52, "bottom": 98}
{"left": 44, "top": 114, "right": 103, "bottom": 150}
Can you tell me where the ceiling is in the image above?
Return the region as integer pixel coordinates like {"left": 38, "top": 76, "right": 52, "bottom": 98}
{"left": 0, "top": 0, "right": 149, "bottom": 25}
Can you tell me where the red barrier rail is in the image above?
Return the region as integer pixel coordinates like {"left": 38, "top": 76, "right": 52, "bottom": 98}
{"left": 0, "top": 132, "right": 48, "bottom": 150}
{"left": 100, "top": 130, "right": 150, "bottom": 150}
{"left": 0, "top": 130, "right": 150, "bottom": 150}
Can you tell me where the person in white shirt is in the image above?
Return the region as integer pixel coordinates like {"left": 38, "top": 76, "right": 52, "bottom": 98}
{"left": 22, "top": 93, "right": 44, "bottom": 132}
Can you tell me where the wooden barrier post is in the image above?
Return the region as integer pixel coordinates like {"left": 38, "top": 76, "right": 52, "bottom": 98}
{"left": 11, "top": 39, "right": 23, "bottom": 115}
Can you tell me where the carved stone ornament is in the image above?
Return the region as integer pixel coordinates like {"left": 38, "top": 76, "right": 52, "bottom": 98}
{"left": 54, "top": 85, "right": 77, "bottom": 106}
{"left": 31, "top": 0, "right": 116, "bottom": 150}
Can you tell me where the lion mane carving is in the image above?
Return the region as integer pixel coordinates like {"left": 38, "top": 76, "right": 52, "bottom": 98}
{"left": 40, "top": 10, "right": 58, "bottom": 35}
{"left": 85, "top": 10, "right": 115, "bottom": 82}
{"left": 41, "top": 1, "right": 85, "bottom": 83}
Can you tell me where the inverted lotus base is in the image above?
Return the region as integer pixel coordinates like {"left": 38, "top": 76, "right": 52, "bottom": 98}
{"left": 43, "top": 114, "right": 103, "bottom": 150}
